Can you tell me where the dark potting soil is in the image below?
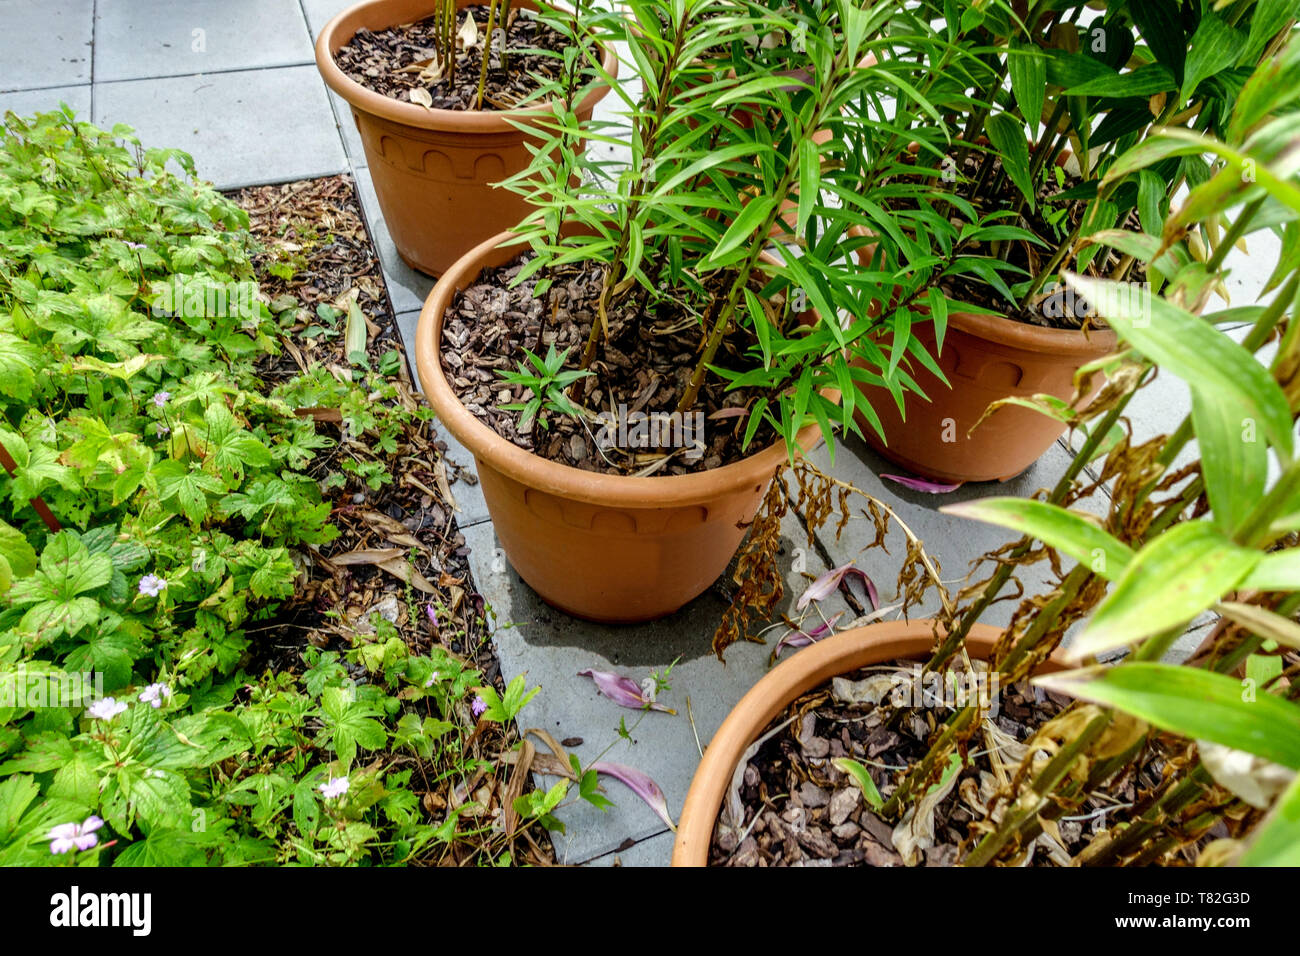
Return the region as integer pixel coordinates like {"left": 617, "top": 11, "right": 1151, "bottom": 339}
{"left": 440, "top": 256, "right": 784, "bottom": 476}
{"left": 334, "top": 5, "right": 570, "bottom": 111}
{"left": 709, "top": 659, "right": 1160, "bottom": 867}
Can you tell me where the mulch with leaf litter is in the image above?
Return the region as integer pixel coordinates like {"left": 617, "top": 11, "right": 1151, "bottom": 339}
{"left": 710, "top": 659, "right": 1195, "bottom": 867}
{"left": 229, "top": 173, "right": 556, "bottom": 865}
{"left": 441, "top": 256, "right": 783, "bottom": 477}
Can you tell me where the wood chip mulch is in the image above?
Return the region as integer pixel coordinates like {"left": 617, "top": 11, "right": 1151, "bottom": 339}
{"left": 440, "top": 255, "right": 782, "bottom": 476}
{"left": 710, "top": 660, "right": 1172, "bottom": 867}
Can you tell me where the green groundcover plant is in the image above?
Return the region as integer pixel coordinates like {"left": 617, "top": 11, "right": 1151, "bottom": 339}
{"left": 0, "top": 109, "right": 566, "bottom": 866}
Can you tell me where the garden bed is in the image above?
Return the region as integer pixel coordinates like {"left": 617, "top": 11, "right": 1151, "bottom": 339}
{"left": 229, "top": 173, "right": 555, "bottom": 865}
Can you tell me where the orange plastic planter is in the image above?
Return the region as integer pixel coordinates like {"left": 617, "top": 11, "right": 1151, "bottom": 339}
{"left": 414, "top": 230, "right": 822, "bottom": 623}
{"left": 315, "top": 0, "right": 617, "bottom": 276}
{"left": 672, "top": 619, "right": 1069, "bottom": 866}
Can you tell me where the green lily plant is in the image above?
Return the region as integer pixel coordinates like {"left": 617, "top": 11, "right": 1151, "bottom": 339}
{"left": 887, "top": 30, "right": 1300, "bottom": 866}
{"left": 847, "top": 0, "right": 1297, "bottom": 339}
{"left": 496, "top": 0, "right": 980, "bottom": 467}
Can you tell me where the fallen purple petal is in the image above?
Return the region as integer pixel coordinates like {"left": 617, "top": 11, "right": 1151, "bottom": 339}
{"left": 591, "top": 761, "right": 676, "bottom": 830}
{"left": 774, "top": 611, "right": 844, "bottom": 658}
{"left": 797, "top": 563, "right": 878, "bottom": 611}
{"left": 843, "top": 567, "right": 880, "bottom": 610}
{"left": 881, "top": 474, "right": 963, "bottom": 494}
{"left": 578, "top": 668, "right": 675, "bottom": 714}
{"left": 708, "top": 407, "right": 748, "bottom": 420}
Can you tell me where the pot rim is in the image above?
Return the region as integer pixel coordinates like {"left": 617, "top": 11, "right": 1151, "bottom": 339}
{"left": 315, "top": 0, "right": 619, "bottom": 135}
{"left": 670, "top": 619, "right": 1071, "bottom": 866}
{"left": 414, "top": 229, "right": 824, "bottom": 509}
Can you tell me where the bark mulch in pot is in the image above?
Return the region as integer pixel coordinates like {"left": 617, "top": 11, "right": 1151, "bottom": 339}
{"left": 440, "top": 255, "right": 784, "bottom": 476}
{"left": 709, "top": 659, "right": 1175, "bottom": 868}
{"left": 334, "top": 5, "right": 570, "bottom": 110}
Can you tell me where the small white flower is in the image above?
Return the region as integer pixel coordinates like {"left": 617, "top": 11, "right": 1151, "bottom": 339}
{"left": 318, "top": 776, "right": 350, "bottom": 799}
{"left": 86, "top": 697, "right": 128, "bottom": 721}
{"left": 138, "top": 682, "right": 172, "bottom": 708}
{"left": 423, "top": 671, "right": 441, "bottom": 688}
{"left": 48, "top": 816, "right": 104, "bottom": 854}
{"left": 138, "top": 574, "right": 167, "bottom": 597}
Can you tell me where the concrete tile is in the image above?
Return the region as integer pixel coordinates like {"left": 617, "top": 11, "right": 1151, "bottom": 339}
{"left": 327, "top": 87, "right": 369, "bottom": 167}
{"left": 301, "top": 0, "right": 357, "bottom": 39}
{"left": 801, "top": 434, "right": 1102, "bottom": 636}
{"left": 0, "top": 0, "right": 93, "bottom": 92}
{"left": 0, "top": 84, "right": 91, "bottom": 119}
{"left": 579, "top": 829, "right": 672, "bottom": 867}
{"left": 93, "top": 0, "right": 313, "bottom": 82}
{"left": 352, "top": 165, "right": 436, "bottom": 313}
{"left": 396, "top": 310, "right": 421, "bottom": 375}
{"left": 461, "top": 502, "right": 836, "bottom": 863}
{"left": 92, "top": 66, "right": 346, "bottom": 190}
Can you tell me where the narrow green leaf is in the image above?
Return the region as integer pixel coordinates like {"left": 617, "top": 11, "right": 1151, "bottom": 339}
{"left": 1064, "top": 274, "right": 1294, "bottom": 459}
{"left": 707, "top": 195, "right": 777, "bottom": 265}
{"left": 1007, "top": 41, "right": 1046, "bottom": 127}
{"left": 833, "top": 757, "right": 883, "bottom": 809}
{"left": 1036, "top": 663, "right": 1300, "bottom": 769}
{"left": 1241, "top": 549, "right": 1300, "bottom": 591}
{"left": 942, "top": 498, "right": 1133, "bottom": 580}
{"left": 1070, "top": 522, "right": 1261, "bottom": 660}
{"left": 1240, "top": 774, "right": 1300, "bottom": 866}
{"left": 985, "top": 112, "right": 1034, "bottom": 209}
{"left": 797, "top": 137, "right": 820, "bottom": 237}
{"left": 1192, "top": 390, "right": 1268, "bottom": 536}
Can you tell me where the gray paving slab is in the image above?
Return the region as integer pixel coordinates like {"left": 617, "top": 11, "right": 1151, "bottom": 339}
{"left": 92, "top": 66, "right": 346, "bottom": 190}
{"left": 396, "top": 309, "right": 420, "bottom": 370}
{"left": 93, "top": 0, "right": 313, "bottom": 82}
{"left": 352, "top": 165, "right": 436, "bottom": 312}
{"left": 800, "top": 434, "right": 1103, "bottom": 637}
{"left": 0, "top": 0, "right": 93, "bottom": 92}
{"left": 580, "top": 829, "right": 673, "bottom": 867}
{"left": 327, "top": 88, "right": 369, "bottom": 167}
{"left": 300, "top": 0, "right": 371, "bottom": 165}
{"left": 461, "top": 499, "right": 839, "bottom": 864}
{"left": 0, "top": 83, "right": 90, "bottom": 119}
{"left": 301, "top": 0, "right": 356, "bottom": 38}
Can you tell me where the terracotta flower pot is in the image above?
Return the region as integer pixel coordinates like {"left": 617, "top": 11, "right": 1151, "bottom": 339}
{"left": 856, "top": 308, "right": 1116, "bottom": 483}
{"left": 414, "top": 229, "right": 823, "bottom": 623}
{"left": 315, "top": 0, "right": 617, "bottom": 277}
{"left": 845, "top": 232, "right": 1116, "bottom": 483}
{"left": 671, "top": 619, "right": 1069, "bottom": 866}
